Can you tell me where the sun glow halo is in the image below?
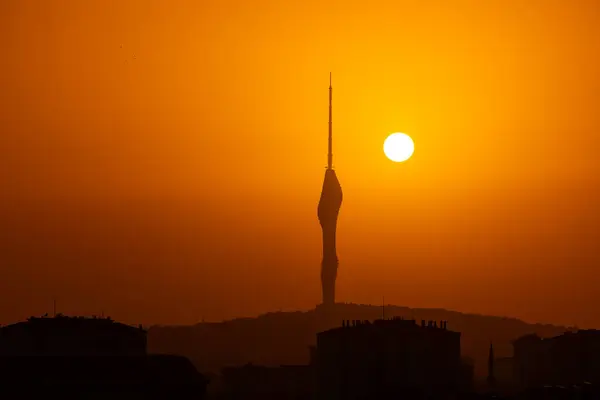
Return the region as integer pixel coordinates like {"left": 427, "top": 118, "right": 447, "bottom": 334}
{"left": 383, "top": 133, "right": 414, "bottom": 162}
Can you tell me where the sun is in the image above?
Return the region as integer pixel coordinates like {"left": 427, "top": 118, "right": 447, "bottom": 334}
{"left": 383, "top": 133, "right": 414, "bottom": 162}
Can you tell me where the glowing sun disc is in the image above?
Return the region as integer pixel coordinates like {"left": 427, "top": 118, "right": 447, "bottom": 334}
{"left": 384, "top": 133, "right": 414, "bottom": 162}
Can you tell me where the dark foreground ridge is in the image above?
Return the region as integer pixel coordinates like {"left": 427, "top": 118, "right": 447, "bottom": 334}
{"left": 148, "top": 303, "right": 566, "bottom": 378}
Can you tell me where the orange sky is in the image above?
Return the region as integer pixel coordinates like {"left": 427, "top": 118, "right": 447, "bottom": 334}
{"left": 1, "top": 0, "right": 599, "bottom": 327}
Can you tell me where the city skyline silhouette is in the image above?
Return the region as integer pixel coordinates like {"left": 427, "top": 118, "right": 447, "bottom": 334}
{"left": 1, "top": 0, "right": 599, "bottom": 332}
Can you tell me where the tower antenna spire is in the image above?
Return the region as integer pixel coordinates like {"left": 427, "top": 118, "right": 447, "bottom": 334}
{"left": 328, "top": 72, "right": 333, "bottom": 170}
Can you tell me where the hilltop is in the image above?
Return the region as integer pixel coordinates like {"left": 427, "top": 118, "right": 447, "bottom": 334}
{"left": 147, "top": 303, "right": 567, "bottom": 377}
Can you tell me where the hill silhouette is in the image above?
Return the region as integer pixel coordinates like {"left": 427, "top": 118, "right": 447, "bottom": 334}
{"left": 147, "top": 303, "right": 567, "bottom": 377}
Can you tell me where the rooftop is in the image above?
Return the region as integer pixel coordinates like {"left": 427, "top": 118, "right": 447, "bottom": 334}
{"left": 1, "top": 314, "right": 145, "bottom": 332}
{"left": 319, "top": 317, "right": 456, "bottom": 336}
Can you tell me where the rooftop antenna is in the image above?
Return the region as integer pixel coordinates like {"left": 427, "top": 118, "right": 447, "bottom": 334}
{"left": 328, "top": 72, "right": 333, "bottom": 170}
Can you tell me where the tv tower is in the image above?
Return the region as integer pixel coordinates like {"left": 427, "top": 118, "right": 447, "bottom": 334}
{"left": 317, "top": 73, "right": 343, "bottom": 306}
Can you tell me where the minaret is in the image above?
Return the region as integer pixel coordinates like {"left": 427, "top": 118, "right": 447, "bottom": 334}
{"left": 317, "top": 73, "right": 343, "bottom": 306}
{"left": 487, "top": 342, "right": 496, "bottom": 388}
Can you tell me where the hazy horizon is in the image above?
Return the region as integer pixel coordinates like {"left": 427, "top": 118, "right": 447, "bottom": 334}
{"left": 0, "top": 295, "right": 582, "bottom": 330}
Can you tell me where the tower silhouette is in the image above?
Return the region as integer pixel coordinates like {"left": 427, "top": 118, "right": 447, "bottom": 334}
{"left": 317, "top": 73, "right": 343, "bottom": 306}
{"left": 487, "top": 341, "right": 496, "bottom": 389}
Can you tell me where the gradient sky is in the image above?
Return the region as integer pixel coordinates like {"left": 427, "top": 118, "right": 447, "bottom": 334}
{"left": 1, "top": 0, "right": 599, "bottom": 327}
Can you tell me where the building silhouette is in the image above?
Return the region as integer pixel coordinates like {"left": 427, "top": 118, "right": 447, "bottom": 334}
{"left": 513, "top": 330, "right": 600, "bottom": 389}
{"left": 317, "top": 73, "right": 343, "bottom": 307}
{"left": 0, "top": 354, "right": 208, "bottom": 396}
{"left": 314, "top": 317, "right": 469, "bottom": 400}
{"left": 0, "top": 314, "right": 146, "bottom": 356}
{"left": 221, "top": 363, "right": 313, "bottom": 400}
{"left": 0, "top": 315, "right": 208, "bottom": 397}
